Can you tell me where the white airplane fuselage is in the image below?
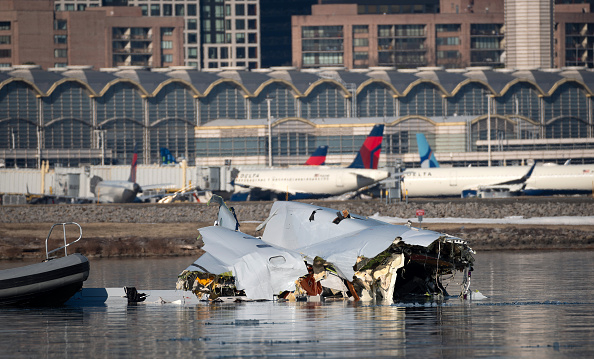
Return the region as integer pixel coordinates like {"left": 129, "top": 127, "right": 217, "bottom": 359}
{"left": 95, "top": 180, "right": 142, "bottom": 203}
{"left": 402, "top": 164, "right": 594, "bottom": 197}
{"left": 234, "top": 167, "right": 390, "bottom": 198}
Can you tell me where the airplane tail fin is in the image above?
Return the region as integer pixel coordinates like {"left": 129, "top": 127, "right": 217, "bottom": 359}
{"left": 128, "top": 145, "right": 138, "bottom": 183}
{"left": 304, "top": 145, "right": 328, "bottom": 165}
{"left": 160, "top": 147, "right": 177, "bottom": 165}
{"left": 348, "top": 124, "right": 384, "bottom": 169}
{"left": 416, "top": 133, "right": 439, "bottom": 168}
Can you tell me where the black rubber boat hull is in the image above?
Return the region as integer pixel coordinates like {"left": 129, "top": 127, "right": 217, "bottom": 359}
{"left": 0, "top": 253, "right": 90, "bottom": 306}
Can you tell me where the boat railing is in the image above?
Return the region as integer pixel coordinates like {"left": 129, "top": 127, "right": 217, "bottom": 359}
{"left": 45, "top": 222, "right": 83, "bottom": 260}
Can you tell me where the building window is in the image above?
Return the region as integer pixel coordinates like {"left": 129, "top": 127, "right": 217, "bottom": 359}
{"left": 248, "top": 33, "right": 257, "bottom": 43}
{"left": 303, "top": 52, "right": 343, "bottom": 66}
{"left": 54, "top": 63, "right": 68, "bottom": 68}
{"left": 188, "top": 33, "right": 197, "bottom": 44}
{"left": 54, "top": 49, "right": 68, "bottom": 58}
{"left": 65, "top": 4, "right": 75, "bottom": 11}
{"left": 437, "top": 50, "right": 460, "bottom": 59}
{"left": 77, "top": 4, "right": 86, "bottom": 11}
{"left": 161, "top": 40, "right": 173, "bottom": 49}
{"left": 0, "top": 49, "right": 11, "bottom": 58}
{"left": 188, "top": 47, "right": 198, "bottom": 59}
{"left": 54, "top": 35, "right": 68, "bottom": 44}
{"left": 353, "top": 25, "right": 368, "bottom": 34}
{"left": 302, "top": 26, "right": 343, "bottom": 38}
{"left": 208, "top": 63, "right": 218, "bottom": 69}
{"left": 353, "top": 38, "right": 368, "bottom": 47}
{"left": 354, "top": 51, "right": 368, "bottom": 60}
{"left": 0, "top": 63, "right": 11, "bottom": 67}
{"left": 54, "top": 20, "right": 67, "bottom": 30}
{"left": 235, "top": 4, "right": 245, "bottom": 16}
{"left": 151, "top": 5, "right": 160, "bottom": 16}
{"left": 247, "top": 4, "right": 257, "bottom": 16}
{"left": 162, "top": 28, "right": 173, "bottom": 36}
{"left": 236, "top": 33, "right": 245, "bottom": 43}
{"left": 162, "top": 54, "right": 173, "bottom": 63}
{"left": 437, "top": 24, "right": 461, "bottom": 32}
{"left": 236, "top": 19, "right": 245, "bottom": 30}
{"left": 248, "top": 19, "right": 257, "bottom": 30}
{"left": 471, "top": 38, "right": 501, "bottom": 49}
{"left": 187, "top": 4, "right": 197, "bottom": 16}
{"left": 140, "top": 5, "right": 148, "bottom": 16}
{"left": 208, "top": 48, "right": 218, "bottom": 59}
{"left": 187, "top": 19, "right": 197, "bottom": 30}
{"left": 0, "top": 36, "right": 10, "bottom": 45}
{"left": 248, "top": 47, "right": 257, "bottom": 58}
{"left": 436, "top": 37, "right": 460, "bottom": 46}
{"left": 163, "top": 4, "right": 172, "bottom": 16}
{"left": 0, "top": 22, "right": 10, "bottom": 31}
{"left": 175, "top": 4, "right": 184, "bottom": 16}
{"left": 236, "top": 47, "right": 246, "bottom": 59}
{"left": 221, "top": 47, "right": 229, "bottom": 59}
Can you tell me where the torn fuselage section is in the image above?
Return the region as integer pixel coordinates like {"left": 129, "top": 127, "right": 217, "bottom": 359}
{"left": 352, "top": 235, "right": 475, "bottom": 303}
{"left": 179, "top": 197, "right": 475, "bottom": 303}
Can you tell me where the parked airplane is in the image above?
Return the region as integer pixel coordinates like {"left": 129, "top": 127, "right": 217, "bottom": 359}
{"left": 231, "top": 125, "right": 389, "bottom": 200}
{"left": 402, "top": 139, "right": 594, "bottom": 197}
{"left": 417, "top": 133, "right": 439, "bottom": 168}
{"left": 92, "top": 150, "right": 143, "bottom": 203}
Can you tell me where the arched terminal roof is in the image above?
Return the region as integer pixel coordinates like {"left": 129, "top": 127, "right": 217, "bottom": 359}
{"left": 1, "top": 65, "right": 593, "bottom": 98}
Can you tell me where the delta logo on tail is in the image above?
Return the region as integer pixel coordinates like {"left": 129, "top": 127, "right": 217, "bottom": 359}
{"left": 416, "top": 133, "right": 439, "bottom": 168}
{"left": 348, "top": 124, "right": 384, "bottom": 169}
{"left": 304, "top": 145, "right": 328, "bottom": 166}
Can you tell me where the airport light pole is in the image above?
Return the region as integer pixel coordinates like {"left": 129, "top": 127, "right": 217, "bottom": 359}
{"left": 265, "top": 96, "right": 273, "bottom": 167}
{"left": 487, "top": 94, "right": 492, "bottom": 167}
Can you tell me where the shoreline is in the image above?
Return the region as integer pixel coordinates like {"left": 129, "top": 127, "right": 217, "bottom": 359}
{"left": 1, "top": 199, "right": 593, "bottom": 259}
{"left": 1, "top": 221, "right": 593, "bottom": 260}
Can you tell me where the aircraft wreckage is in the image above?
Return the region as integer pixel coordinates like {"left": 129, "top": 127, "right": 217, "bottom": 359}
{"left": 177, "top": 196, "right": 475, "bottom": 303}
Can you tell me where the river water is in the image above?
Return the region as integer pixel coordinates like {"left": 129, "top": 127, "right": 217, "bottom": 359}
{"left": 1, "top": 250, "right": 593, "bottom": 358}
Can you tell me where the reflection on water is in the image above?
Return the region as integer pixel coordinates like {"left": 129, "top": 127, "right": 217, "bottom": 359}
{"left": 1, "top": 251, "right": 594, "bottom": 358}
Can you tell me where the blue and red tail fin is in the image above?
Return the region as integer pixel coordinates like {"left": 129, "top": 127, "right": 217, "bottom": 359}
{"left": 348, "top": 124, "right": 384, "bottom": 169}
{"left": 416, "top": 133, "right": 439, "bottom": 168}
{"left": 304, "top": 145, "right": 328, "bottom": 165}
{"left": 128, "top": 145, "right": 138, "bottom": 183}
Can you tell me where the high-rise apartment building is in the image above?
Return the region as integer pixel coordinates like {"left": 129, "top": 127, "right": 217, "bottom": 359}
{"left": 0, "top": 0, "right": 184, "bottom": 69}
{"left": 292, "top": 0, "right": 594, "bottom": 69}
{"left": 53, "top": 0, "right": 261, "bottom": 69}
{"left": 505, "top": 0, "right": 554, "bottom": 68}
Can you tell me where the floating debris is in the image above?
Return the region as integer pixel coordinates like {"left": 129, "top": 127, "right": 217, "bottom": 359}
{"left": 178, "top": 195, "right": 475, "bottom": 304}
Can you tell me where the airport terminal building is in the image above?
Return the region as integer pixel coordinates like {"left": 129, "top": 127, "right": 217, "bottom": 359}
{"left": 0, "top": 64, "right": 593, "bottom": 169}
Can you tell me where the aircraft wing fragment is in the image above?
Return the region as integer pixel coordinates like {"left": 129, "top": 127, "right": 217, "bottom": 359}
{"left": 186, "top": 226, "right": 308, "bottom": 300}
